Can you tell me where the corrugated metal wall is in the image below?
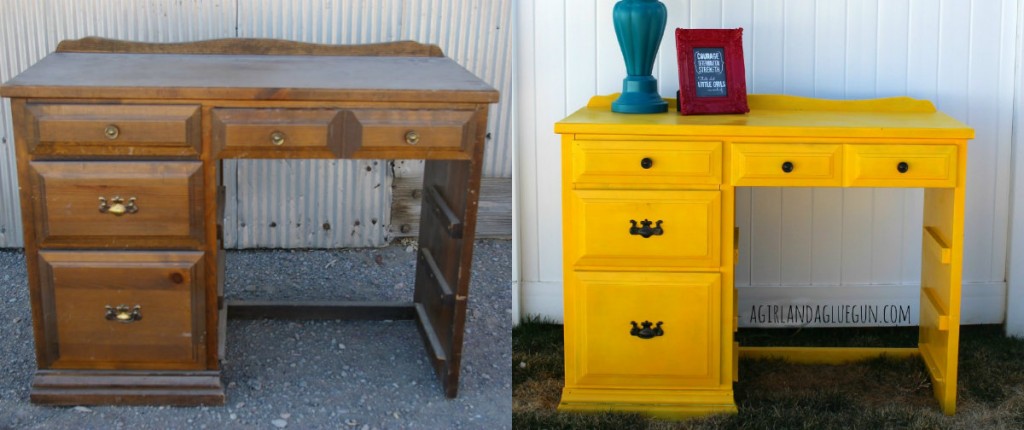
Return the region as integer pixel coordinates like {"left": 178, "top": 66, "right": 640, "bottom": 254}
{"left": 0, "top": 0, "right": 513, "bottom": 248}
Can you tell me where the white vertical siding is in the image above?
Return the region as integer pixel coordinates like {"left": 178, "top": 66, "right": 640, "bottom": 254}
{"left": 0, "top": 0, "right": 513, "bottom": 248}
{"left": 517, "top": 0, "right": 1018, "bottom": 325}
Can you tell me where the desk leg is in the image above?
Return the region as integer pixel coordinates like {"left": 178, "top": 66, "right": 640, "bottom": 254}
{"left": 920, "top": 184, "right": 965, "bottom": 415}
{"left": 413, "top": 156, "right": 483, "bottom": 398}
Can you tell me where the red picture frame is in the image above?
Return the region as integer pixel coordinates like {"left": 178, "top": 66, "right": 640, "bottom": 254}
{"left": 675, "top": 28, "right": 749, "bottom": 115}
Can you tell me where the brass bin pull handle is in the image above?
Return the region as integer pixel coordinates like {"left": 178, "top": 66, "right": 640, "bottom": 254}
{"left": 105, "top": 305, "right": 142, "bottom": 323}
{"left": 630, "top": 321, "right": 663, "bottom": 339}
{"left": 270, "top": 131, "right": 286, "bottom": 146}
{"left": 98, "top": 196, "right": 139, "bottom": 216}
{"left": 104, "top": 124, "right": 120, "bottom": 140}
{"left": 405, "top": 130, "right": 420, "bottom": 145}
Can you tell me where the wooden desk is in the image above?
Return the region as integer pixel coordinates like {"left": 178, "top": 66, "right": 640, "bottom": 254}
{"left": 0, "top": 38, "right": 498, "bottom": 405}
{"left": 555, "top": 94, "right": 973, "bottom": 417}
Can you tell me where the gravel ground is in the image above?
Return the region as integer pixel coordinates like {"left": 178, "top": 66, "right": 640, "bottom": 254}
{"left": 0, "top": 239, "right": 512, "bottom": 430}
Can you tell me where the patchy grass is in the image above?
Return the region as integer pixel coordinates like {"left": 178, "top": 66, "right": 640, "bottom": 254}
{"left": 513, "top": 322, "right": 1024, "bottom": 430}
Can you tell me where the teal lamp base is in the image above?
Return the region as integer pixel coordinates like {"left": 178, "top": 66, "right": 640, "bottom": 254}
{"left": 612, "top": 76, "right": 667, "bottom": 114}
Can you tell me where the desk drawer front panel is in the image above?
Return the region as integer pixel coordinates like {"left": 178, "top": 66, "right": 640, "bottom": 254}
{"left": 845, "top": 144, "right": 957, "bottom": 187}
{"left": 38, "top": 251, "right": 205, "bottom": 370}
{"left": 341, "top": 109, "right": 477, "bottom": 159}
{"left": 212, "top": 108, "right": 344, "bottom": 158}
{"left": 29, "top": 161, "right": 204, "bottom": 248}
{"left": 25, "top": 103, "right": 201, "bottom": 157}
{"left": 570, "top": 271, "right": 720, "bottom": 388}
{"left": 572, "top": 140, "right": 722, "bottom": 187}
{"left": 570, "top": 190, "right": 720, "bottom": 269}
{"left": 731, "top": 143, "right": 842, "bottom": 186}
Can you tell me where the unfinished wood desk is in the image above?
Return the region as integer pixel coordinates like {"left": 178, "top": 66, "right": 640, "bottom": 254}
{"left": 0, "top": 38, "right": 498, "bottom": 405}
{"left": 555, "top": 94, "right": 973, "bottom": 417}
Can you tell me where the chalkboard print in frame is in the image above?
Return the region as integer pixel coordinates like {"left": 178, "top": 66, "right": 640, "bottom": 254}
{"left": 675, "top": 28, "right": 749, "bottom": 115}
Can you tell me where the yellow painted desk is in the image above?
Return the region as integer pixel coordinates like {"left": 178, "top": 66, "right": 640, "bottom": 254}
{"left": 554, "top": 94, "right": 973, "bottom": 417}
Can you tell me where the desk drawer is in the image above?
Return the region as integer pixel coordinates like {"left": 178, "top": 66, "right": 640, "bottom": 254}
{"left": 28, "top": 161, "right": 204, "bottom": 248}
{"left": 38, "top": 251, "right": 205, "bottom": 370}
{"left": 845, "top": 144, "right": 958, "bottom": 188}
{"left": 569, "top": 189, "right": 720, "bottom": 270}
{"left": 211, "top": 108, "right": 344, "bottom": 158}
{"left": 568, "top": 271, "right": 720, "bottom": 388}
{"left": 731, "top": 143, "right": 842, "bottom": 186}
{"left": 572, "top": 140, "right": 722, "bottom": 187}
{"left": 24, "top": 103, "right": 201, "bottom": 158}
{"left": 341, "top": 108, "right": 479, "bottom": 159}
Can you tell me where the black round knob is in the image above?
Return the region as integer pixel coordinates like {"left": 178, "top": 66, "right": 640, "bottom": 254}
{"left": 781, "top": 161, "right": 794, "bottom": 173}
{"left": 640, "top": 157, "right": 653, "bottom": 169}
{"left": 897, "top": 161, "right": 909, "bottom": 173}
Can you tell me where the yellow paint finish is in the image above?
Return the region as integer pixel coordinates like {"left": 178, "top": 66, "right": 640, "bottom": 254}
{"left": 572, "top": 140, "right": 722, "bottom": 188}
{"left": 568, "top": 189, "right": 721, "bottom": 270}
{"left": 844, "top": 144, "right": 957, "bottom": 187}
{"left": 739, "top": 347, "right": 921, "bottom": 363}
{"left": 731, "top": 143, "right": 842, "bottom": 186}
{"left": 567, "top": 271, "right": 721, "bottom": 388}
{"left": 557, "top": 94, "right": 971, "bottom": 418}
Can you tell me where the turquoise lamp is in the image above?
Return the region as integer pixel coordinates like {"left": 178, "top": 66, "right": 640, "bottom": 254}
{"left": 611, "top": 0, "right": 668, "bottom": 114}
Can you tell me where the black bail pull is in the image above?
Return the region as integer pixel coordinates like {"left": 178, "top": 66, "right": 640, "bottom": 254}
{"left": 630, "top": 321, "right": 664, "bottom": 339}
{"left": 629, "top": 219, "right": 663, "bottom": 238}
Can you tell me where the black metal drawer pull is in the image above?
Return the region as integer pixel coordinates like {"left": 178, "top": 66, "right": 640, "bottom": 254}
{"left": 629, "top": 219, "right": 663, "bottom": 238}
{"left": 781, "top": 161, "right": 794, "bottom": 173}
{"left": 630, "top": 321, "right": 664, "bottom": 339}
{"left": 640, "top": 157, "right": 653, "bottom": 169}
{"left": 897, "top": 161, "right": 909, "bottom": 173}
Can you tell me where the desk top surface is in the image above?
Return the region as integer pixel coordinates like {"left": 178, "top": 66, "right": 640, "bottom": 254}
{"left": 557, "top": 94, "right": 974, "bottom": 140}
{"left": 0, "top": 52, "right": 498, "bottom": 103}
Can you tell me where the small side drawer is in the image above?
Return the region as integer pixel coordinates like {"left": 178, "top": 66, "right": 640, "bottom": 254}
{"left": 29, "top": 161, "right": 204, "bottom": 248}
{"left": 37, "top": 251, "right": 206, "bottom": 370}
{"left": 569, "top": 189, "right": 720, "bottom": 270}
{"left": 844, "top": 144, "right": 957, "bottom": 188}
{"left": 572, "top": 140, "right": 722, "bottom": 187}
{"left": 731, "top": 143, "right": 842, "bottom": 186}
{"left": 211, "top": 108, "right": 344, "bottom": 158}
{"left": 567, "top": 271, "right": 721, "bottom": 388}
{"left": 23, "top": 103, "right": 201, "bottom": 158}
{"left": 341, "top": 108, "right": 479, "bottom": 159}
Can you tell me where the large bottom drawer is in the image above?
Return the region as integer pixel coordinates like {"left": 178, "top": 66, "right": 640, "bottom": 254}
{"left": 566, "top": 271, "right": 722, "bottom": 389}
{"left": 37, "top": 251, "right": 206, "bottom": 370}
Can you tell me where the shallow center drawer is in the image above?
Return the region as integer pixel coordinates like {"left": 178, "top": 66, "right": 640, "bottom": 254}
{"left": 731, "top": 143, "right": 842, "bottom": 186}
{"left": 844, "top": 144, "right": 958, "bottom": 187}
{"left": 568, "top": 271, "right": 721, "bottom": 388}
{"left": 28, "top": 161, "right": 204, "bottom": 248}
{"left": 37, "top": 250, "right": 206, "bottom": 370}
{"left": 568, "top": 189, "right": 721, "bottom": 270}
{"left": 572, "top": 140, "right": 722, "bottom": 187}
{"left": 212, "top": 108, "right": 344, "bottom": 158}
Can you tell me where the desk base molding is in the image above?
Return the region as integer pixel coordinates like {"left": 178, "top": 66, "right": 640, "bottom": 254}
{"left": 30, "top": 370, "right": 225, "bottom": 406}
{"left": 558, "top": 387, "right": 738, "bottom": 419}
{"left": 226, "top": 300, "right": 416, "bottom": 320}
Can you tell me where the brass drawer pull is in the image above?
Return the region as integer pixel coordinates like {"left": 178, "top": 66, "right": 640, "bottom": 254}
{"left": 270, "top": 131, "right": 286, "bottom": 146}
{"left": 630, "top": 320, "right": 663, "bottom": 339}
{"left": 98, "top": 196, "right": 139, "bottom": 216}
{"left": 103, "top": 124, "right": 120, "bottom": 140}
{"left": 405, "top": 130, "right": 420, "bottom": 145}
{"left": 105, "top": 305, "right": 142, "bottom": 323}
{"left": 897, "top": 161, "right": 909, "bottom": 173}
{"left": 629, "top": 219, "right": 663, "bottom": 238}
{"left": 781, "top": 161, "right": 794, "bottom": 173}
